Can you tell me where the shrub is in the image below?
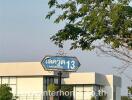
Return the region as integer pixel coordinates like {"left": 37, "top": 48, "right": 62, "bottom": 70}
{"left": 0, "top": 84, "right": 13, "bottom": 100}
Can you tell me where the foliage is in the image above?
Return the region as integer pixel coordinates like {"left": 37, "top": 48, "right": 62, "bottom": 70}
{"left": 128, "top": 86, "right": 132, "bottom": 94}
{"left": 91, "top": 96, "right": 96, "bottom": 100}
{"left": 51, "top": 85, "right": 73, "bottom": 100}
{"left": 0, "top": 84, "right": 13, "bottom": 100}
{"left": 99, "top": 95, "right": 106, "bottom": 100}
{"left": 121, "top": 96, "right": 129, "bottom": 100}
{"left": 61, "top": 85, "right": 73, "bottom": 92}
{"left": 48, "top": 84, "right": 73, "bottom": 91}
{"left": 48, "top": 83, "right": 58, "bottom": 92}
{"left": 48, "top": 84, "right": 73, "bottom": 100}
{"left": 61, "top": 85, "right": 73, "bottom": 100}
{"left": 128, "top": 86, "right": 132, "bottom": 99}
{"left": 46, "top": 0, "right": 132, "bottom": 50}
{"left": 121, "top": 86, "right": 132, "bottom": 100}
{"left": 91, "top": 95, "right": 106, "bottom": 100}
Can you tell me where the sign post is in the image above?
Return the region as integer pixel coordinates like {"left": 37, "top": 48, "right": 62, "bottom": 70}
{"left": 58, "top": 71, "right": 62, "bottom": 100}
{"left": 41, "top": 55, "right": 80, "bottom": 100}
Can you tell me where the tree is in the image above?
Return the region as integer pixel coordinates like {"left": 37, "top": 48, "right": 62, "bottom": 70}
{"left": 46, "top": 0, "right": 132, "bottom": 72}
{"left": 0, "top": 84, "right": 13, "bottom": 100}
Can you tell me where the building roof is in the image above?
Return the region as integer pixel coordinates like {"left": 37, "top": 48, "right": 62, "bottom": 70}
{"left": 0, "top": 62, "right": 54, "bottom": 76}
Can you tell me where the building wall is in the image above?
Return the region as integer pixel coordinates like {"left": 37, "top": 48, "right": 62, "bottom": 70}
{"left": 0, "top": 76, "right": 44, "bottom": 100}
{"left": 104, "top": 75, "right": 121, "bottom": 100}
{"left": 0, "top": 62, "right": 54, "bottom": 76}
{"left": 17, "top": 76, "right": 43, "bottom": 100}
{"left": 116, "top": 87, "right": 121, "bottom": 100}
{"left": 72, "top": 84, "right": 121, "bottom": 100}
{"left": 104, "top": 86, "right": 113, "bottom": 100}
{"left": 104, "top": 75, "right": 114, "bottom": 100}
{"left": 0, "top": 71, "right": 121, "bottom": 100}
{"left": 63, "top": 73, "right": 95, "bottom": 85}
{"left": 73, "top": 85, "right": 94, "bottom": 100}
{"left": 0, "top": 77, "right": 17, "bottom": 95}
{"left": 64, "top": 73, "right": 121, "bottom": 100}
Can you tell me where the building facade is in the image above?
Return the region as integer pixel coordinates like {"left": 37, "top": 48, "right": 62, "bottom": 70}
{"left": 63, "top": 73, "right": 121, "bottom": 100}
{"left": 0, "top": 62, "right": 121, "bottom": 100}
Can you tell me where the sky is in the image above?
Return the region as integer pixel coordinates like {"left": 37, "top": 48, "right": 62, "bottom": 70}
{"left": 0, "top": 0, "right": 132, "bottom": 95}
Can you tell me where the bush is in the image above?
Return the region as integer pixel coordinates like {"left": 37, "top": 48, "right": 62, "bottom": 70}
{"left": 99, "top": 96, "right": 106, "bottom": 100}
{"left": 121, "top": 96, "right": 129, "bottom": 100}
{"left": 48, "top": 83, "right": 58, "bottom": 92}
{"left": 0, "top": 84, "right": 13, "bottom": 100}
{"left": 48, "top": 84, "right": 73, "bottom": 100}
{"left": 91, "top": 97, "right": 96, "bottom": 100}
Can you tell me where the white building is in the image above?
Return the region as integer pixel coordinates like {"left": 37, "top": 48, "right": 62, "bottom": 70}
{"left": 63, "top": 73, "right": 121, "bottom": 100}
{"left": 0, "top": 62, "right": 121, "bottom": 100}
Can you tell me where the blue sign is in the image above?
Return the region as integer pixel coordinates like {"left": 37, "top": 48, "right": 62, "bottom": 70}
{"left": 41, "top": 56, "right": 80, "bottom": 71}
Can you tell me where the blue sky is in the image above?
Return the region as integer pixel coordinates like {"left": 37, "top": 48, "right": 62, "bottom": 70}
{"left": 0, "top": 0, "right": 132, "bottom": 95}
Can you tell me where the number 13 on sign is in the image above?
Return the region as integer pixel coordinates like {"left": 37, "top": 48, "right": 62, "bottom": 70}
{"left": 66, "top": 60, "right": 76, "bottom": 69}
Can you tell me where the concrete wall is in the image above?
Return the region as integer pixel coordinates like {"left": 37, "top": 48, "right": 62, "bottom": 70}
{"left": 16, "top": 77, "right": 43, "bottom": 100}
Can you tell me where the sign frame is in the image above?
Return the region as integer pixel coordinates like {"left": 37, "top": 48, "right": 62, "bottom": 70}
{"left": 41, "top": 55, "right": 80, "bottom": 72}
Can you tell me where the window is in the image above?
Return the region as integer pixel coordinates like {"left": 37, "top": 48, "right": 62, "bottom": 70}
{"left": 2, "top": 77, "right": 9, "bottom": 84}
{"left": 0, "top": 77, "right": 17, "bottom": 95}
{"left": 49, "top": 77, "right": 54, "bottom": 83}
{"left": 0, "top": 77, "right": 1, "bottom": 84}
{"left": 10, "top": 85, "right": 16, "bottom": 94}
{"left": 9, "top": 77, "right": 16, "bottom": 85}
{"left": 43, "top": 77, "right": 55, "bottom": 100}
